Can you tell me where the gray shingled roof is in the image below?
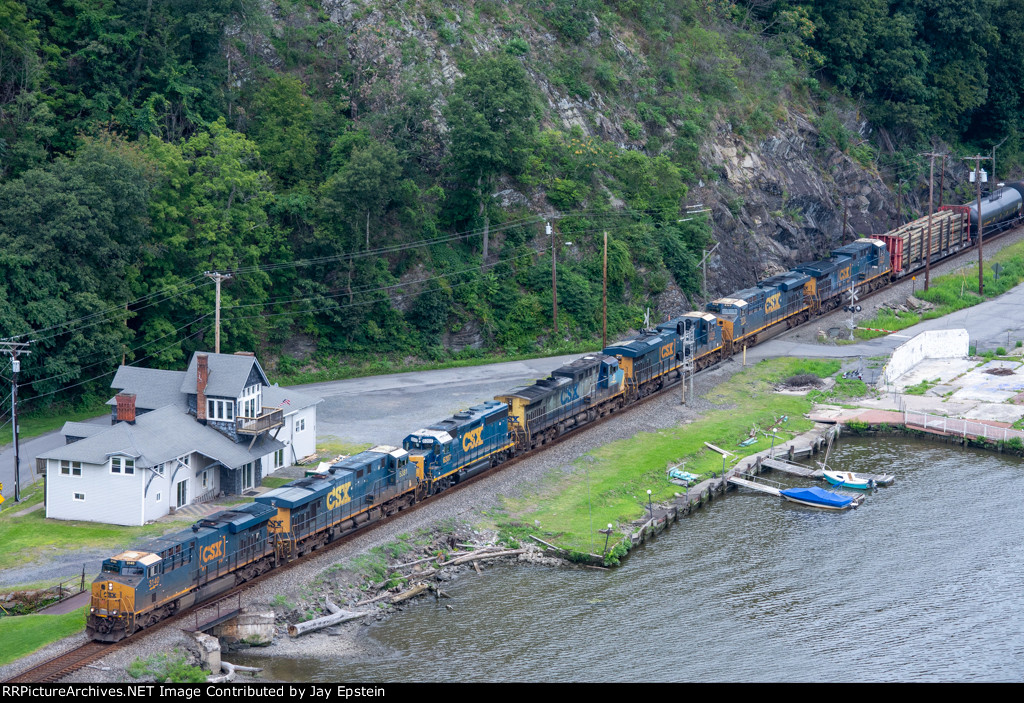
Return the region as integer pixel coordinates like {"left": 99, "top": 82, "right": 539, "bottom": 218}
{"left": 108, "top": 366, "right": 187, "bottom": 411}
{"left": 179, "top": 352, "right": 269, "bottom": 398}
{"left": 41, "top": 405, "right": 284, "bottom": 469}
{"left": 261, "top": 385, "right": 322, "bottom": 414}
{"left": 61, "top": 421, "right": 108, "bottom": 440}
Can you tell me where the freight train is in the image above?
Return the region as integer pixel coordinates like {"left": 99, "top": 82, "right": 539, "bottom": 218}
{"left": 86, "top": 182, "right": 1024, "bottom": 642}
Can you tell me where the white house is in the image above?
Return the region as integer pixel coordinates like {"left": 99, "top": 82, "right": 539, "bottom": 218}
{"left": 40, "top": 351, "right": 322, "bottom": 526}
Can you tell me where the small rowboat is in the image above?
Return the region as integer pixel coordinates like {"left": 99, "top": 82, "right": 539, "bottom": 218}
{"left": 822, "top": 470, "right": 876, "bottom": 490}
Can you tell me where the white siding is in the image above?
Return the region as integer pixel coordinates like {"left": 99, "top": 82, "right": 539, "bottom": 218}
{"left": 284, "top": 407, "right": 317, "bottom": 465}
{"left": 46, "top": 458, "right": 144, "bottom": 526}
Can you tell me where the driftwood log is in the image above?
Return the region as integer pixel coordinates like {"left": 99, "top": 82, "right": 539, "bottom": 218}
{"left": 207, "top": 661, "right": 262, "bottom": 684}
{"left": 288, "top": 598, "right": 364, "bottom": 637}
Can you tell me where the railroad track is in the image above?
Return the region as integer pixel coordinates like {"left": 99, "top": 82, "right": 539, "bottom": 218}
{"left": 9, "top": 220, "right": 1023, "bottom": 684}
{"left": 4, "top": 641, "right": 116, "bottom": 684}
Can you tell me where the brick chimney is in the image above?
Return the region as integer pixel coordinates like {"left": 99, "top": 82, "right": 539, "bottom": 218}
{"left": 115, "top": 392, "right": 136, "bottom": 424}
{"left": 196, "top": 353, "right": 209, "bottom": 421}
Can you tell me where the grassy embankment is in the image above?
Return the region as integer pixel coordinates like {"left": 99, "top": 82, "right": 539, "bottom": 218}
{"left": 490, "top": 358, "right": 845, "bottom": 557}
{"left": 0, "top": 605, "right": 89, "bottom": 667}
{"left": 856, "top": 237, "right": 1024, "bottom": 340}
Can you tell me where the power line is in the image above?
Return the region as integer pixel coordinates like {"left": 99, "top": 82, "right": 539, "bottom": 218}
{"left": 22, "top": 313, "right": 213, "bottom": 391}
{"left": 10, "top": 275, "right": 210, "bottom": 343}
{"left": 22, "top": 322, "right": 214, "bottom": 404}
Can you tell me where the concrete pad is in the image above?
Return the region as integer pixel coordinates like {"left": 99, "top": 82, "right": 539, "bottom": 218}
{"left": 888, "top": 358, "right": 976, "bottom": 391}
{"left": 950, "top": 363, "right": 1024, "bottom": 403}
{"left": 962, "top": 403, "right": 1024, "bottom": 423}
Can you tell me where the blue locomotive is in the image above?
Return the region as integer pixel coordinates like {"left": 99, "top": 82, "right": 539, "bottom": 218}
{"left": 89, "top": 183, "right": 1024, "bottom": 642}
{"left": 402, "top": 401, "right": 515, "bottom": 493}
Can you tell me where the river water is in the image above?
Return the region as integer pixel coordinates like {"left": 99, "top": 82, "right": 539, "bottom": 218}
{"left": 237, "top": 437, "right": 1024, "bottom": 682}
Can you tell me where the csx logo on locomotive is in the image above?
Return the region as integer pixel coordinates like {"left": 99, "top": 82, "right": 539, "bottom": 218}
{"left": 326, "top": 482, "right": 352, "bottom": 510}
{"left": 201, "top": 537, "right": 227, "bottom": 564}
{"left": 462, "top": 427, "right": 484, "bottom": 451}
{"left": 660, "top": 343, "right": 675, "bottom": 360}
{"left": 559, "top": 385, "right": 580, "bottom": 404}
{"left": 765, "top": 292, "right": 781, "bottom": 314}
{"left": 838, "top": 266, "right": 851, "bottom": 282}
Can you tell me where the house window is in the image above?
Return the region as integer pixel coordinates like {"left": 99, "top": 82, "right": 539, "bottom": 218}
{"left": 201, "top": 471, "right": 208, "bottom": 488}
{"left": 111, "top": 457, "right": 135, "bottom": 475}
{"left": 274, "top": 449, "right": 284, "bottom": 469}
{"left": 73, "top": 492, "right": 85, "bottom": 501}
{"left": 296, "top": 418, "right": 305, "bottom": 432}
{"left": 155, "top": 492, "right": 162, "bottom": 502}
{"left": 207, "top": 399, "right": 235, "bottom": 421}
{"left": 60, "top": 460, "right": 82, "bottom": 477}
{"left": 241, "top": 462, "right": 254, "bottom": 491}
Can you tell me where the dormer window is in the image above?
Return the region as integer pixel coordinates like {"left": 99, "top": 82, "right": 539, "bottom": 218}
{"left": 207, "top": 399, "right": 234, "bottom": 421}
{"left": 111, "top": 457, "right": 135, "bottom": 475}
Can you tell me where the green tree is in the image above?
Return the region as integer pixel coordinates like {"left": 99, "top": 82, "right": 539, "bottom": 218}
{"left": 249, "top": 75, "right": 317, "bottom": 187}
{"left": 0, "top": 133, "right": 154, "bottom": 398}
{"left": 444, "top": 54, "right": 538, "bottom": 256}
{"left": 140, "top": 118, "right": 280, "bottom": 362}
{"left": 321, "top": 140, "right": 401, "bottom": 249}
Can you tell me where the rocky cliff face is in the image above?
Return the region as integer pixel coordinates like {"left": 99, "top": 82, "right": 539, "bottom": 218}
{"left": 233, "top": 1, "right": 921, "bottom": 316}
{"left": 695, "top": 110, "right": 898, "bottom": 298}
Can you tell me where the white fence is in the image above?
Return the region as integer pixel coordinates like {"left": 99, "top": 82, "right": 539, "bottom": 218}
{"left": 904, "top": 410, "right": 1024, "bottom": 444}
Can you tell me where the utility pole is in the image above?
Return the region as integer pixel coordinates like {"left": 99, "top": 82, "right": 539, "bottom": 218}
{"left": 204, "top": 271, "right": 232, "bottom": 353}
{"left": 1, "top": 340, "right": 31, "bottom": 502}
{"left": 964, "top": 155, "right": 991, "bottom": 296}
{"left": 549, "top": 222, "right": 557, "bottom": 337}
{"left": 938, "top": 155, "right": 946, "bottom": 207}
{"left": 922, "top": 152, "right": 943, "bottom": 291}
{"left": 992, "top": 136, "right": 1008, "bottom": 188}
{"left": 697, "top": 243, "right": 720, "bottom": 302}
{"left": 602, "top": 231, "right": 608, "bottom": 349}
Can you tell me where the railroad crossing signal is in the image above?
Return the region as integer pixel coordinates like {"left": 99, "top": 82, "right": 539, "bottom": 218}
{"left": 842, "top": 286, "right": 862, "bottom": 314}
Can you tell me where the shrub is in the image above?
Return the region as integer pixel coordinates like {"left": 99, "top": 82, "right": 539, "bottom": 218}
{"left": 128, "top": 652, "right": 206, "bottom": 683}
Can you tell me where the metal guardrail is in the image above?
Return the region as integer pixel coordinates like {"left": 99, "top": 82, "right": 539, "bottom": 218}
{"left": 904, "top": 410, "right": 1024, "bottom": 443}
{"left": 188, "top": 592, "right": 241, "bottom": 633}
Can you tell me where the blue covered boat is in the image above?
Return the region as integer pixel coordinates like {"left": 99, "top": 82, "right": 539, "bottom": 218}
{"left": 779, "top": 486, "right": 863, "bottom": 510}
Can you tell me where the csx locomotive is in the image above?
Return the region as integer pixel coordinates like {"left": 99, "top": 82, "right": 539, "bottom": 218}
{"left": 88, "top": 183, "right": 1024, "bottom": 642}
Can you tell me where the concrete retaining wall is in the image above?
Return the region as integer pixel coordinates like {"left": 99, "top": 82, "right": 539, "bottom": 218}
{"left": 883, "top": 329, "right": 969, "bottom": 385}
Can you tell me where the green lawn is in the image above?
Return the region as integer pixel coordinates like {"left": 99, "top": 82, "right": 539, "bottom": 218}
{"left": 0, "top": 606, "right": 88, "bottom": 667}
{"left": 0, "top": 483, "right": 193, "bottom": 574}
{"left": 494, "top": 358, "right": 841, "bottom": 555}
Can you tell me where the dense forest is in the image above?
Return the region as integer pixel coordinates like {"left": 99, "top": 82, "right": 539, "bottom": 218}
{"left": 0, "top": 0, "right": 1021, "bottom": 410}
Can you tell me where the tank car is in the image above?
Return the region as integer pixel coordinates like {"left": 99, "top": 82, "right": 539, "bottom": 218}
{"left": 966, "top": 181, "right": 1024, "bottom": 233}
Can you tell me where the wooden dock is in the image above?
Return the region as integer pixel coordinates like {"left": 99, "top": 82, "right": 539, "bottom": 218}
{"left": 761, "top": 457, "right": 818, "bottom": 478}
{"left": 727, "top": 474, "right": 782, "bottom": 497}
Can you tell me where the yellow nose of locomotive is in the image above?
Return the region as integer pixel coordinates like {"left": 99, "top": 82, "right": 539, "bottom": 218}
{"left": 87, "top": 579, "right": 137, "bottom": 641}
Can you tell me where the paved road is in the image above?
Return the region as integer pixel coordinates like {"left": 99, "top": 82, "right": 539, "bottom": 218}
{"left": 4, "top": 282, "right": 1024, "bottom": 507}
